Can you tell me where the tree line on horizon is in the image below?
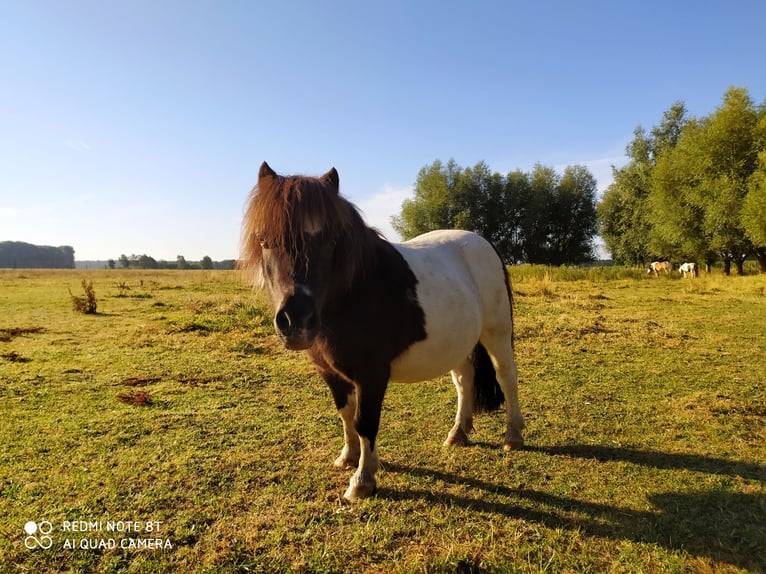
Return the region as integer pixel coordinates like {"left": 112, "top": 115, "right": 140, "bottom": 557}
{"left": 0, "top": 241, "right": 75, "bottom": 269}
{"left": 392, "top": 86, "right": 765, "bottom": 274}
{"left": 0, "top": 242, "right": 236, "bottom": 270}
{"left": 598, "top": 86, "right": 766, "bottom": 274}
{"left": 112, "top": 254, "right": 235, "bottom": 270}
{"left": 392, "top": 160, "right": 598, "bottom": 266}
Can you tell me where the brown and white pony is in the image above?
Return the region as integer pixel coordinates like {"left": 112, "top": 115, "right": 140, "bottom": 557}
{"left": 240, "top": 162, "right": 524, "bottom": 501}
{"left": 648, "top": 261, "right": 671, "bottom": 276}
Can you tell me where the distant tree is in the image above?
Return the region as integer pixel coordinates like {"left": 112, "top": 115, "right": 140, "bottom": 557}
{"left": 521, "top": 165, "right": 559, "bottom": 263}
{"left": 392, "top": 159, "right": 598, "bottom": 264}
{"left": 392, "top": 159, "right": 459, "bottom": 239}
{"left": 598, "top": 104, "right": 688, "bottom": 265}
{"left": 201, "top": 255, "right": 213, "bottom": 270}
{"left": 597, "top": 153, "right": 653, "bottom": 266}
{"left": 107, "top": 259, "right": 116, "bottom": 269}
{"left": 217, "top": 259, "right": 237, "bottom": 270}
{"left": 697, "top": 87, "right": 759, "bottom": 274}
{"left": 649, "top": 101, "right": 688, "bottom": 161}
{"left": 136, "top": 254, "right": 158, "bottom": 269}
{"left": 549, "top": 165, "right": 598, "bottom": 264}
{"left": 0, "top": 242, "right": 75, "bottom": 268}
{"left": 498, "top": 170, "right": 532, "bottom": 264}
{"left": 650, "top": 118, "right": 715, "bottom": 267}
{"left": 59, "top": 246, "right": 75, "bottom": 268}
{"left": 176, "top": 255, "right": 188, "bottom": 270}
{"left": 742, "top": 150, "right": 766, "bottom": 271}
{"left": 118, "top": 254, "right": 130, "bottom": 269}
{"left": 651, "top": 87, "right": 761, "bottom": 274}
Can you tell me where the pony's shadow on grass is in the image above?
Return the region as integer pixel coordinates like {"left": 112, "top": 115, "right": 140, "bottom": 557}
{"left": 529, "top": 444, "right": 765, "bottom": 481}
{"left": 384, "top": 445, "right": 765, "bottom": 571}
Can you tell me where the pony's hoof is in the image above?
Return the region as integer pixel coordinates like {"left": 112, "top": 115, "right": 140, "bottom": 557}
{"left": 444, "top": 426, "right": 469, "bottom": 446}
{"left": 334, "top": 452, "right": 360, "bottom": 469}
{"left": 503, "top": 438, "right": 524, "bottom": 451}
{"left": 343, "top": 472, "right": 377, "bottom": 501}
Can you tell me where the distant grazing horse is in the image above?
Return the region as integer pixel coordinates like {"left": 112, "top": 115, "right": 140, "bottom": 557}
{"left": 241, "top": 162, "right": 524, "bottom": 501}
{"left": 678, "top": 262, "right": 697, "bottom": 278}
{"left": 648, "top": 261, "right": 671, "bottom": 276}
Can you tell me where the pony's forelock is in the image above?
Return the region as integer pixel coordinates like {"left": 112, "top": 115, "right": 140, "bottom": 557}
{"left": 239, "top": 168, "right": 374, "bottom": 290}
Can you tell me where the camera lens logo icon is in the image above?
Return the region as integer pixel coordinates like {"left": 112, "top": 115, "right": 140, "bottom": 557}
{"left": 24, "top": 521, "right": 53, "bottom": 549}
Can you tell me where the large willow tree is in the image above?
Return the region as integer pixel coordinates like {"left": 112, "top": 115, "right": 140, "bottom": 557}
{"left": 598, "top": 87, "right": 766, "bottom": 273}
{"left": 392, "top": 160, "right": 598, "bottom": 265}
{"left": 598, "top": 102, "right": 687, "bottom": 265}
{"left": 651, "top": 87, "right": 766, "bottom": 274}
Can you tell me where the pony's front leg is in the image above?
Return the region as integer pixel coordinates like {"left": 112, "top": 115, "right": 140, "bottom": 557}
{"left": 324, "top": 374, "right": 360, "bottom": 468}
{"left": 335, "top": 391, "right": 359, "bottom": 468}
{"left": 344, "top": 436, "right": 379, "bottom": 501}
{"left": 344, "top": 380, "right": 386, "bottom": 501}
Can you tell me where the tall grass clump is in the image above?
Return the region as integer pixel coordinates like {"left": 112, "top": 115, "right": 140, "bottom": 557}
{"left": 509, "top": 264, "right": 645, "bottom": 284}
{"left": 69, "top": 279, "right": 97, "bottom": 314}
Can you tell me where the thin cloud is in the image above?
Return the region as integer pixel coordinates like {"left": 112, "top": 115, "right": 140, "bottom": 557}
{"left": 65, "top": 140, "right": 91, "bottom": 152}
{"left": 551, "top": 153, "right": 628, "bottom": 195}
{"left": 578, "top": 155, "right": 628, "bottom": 194}
{"left": 354, "top": 184, "right": 413, "bottom": 241}
{"left": 0, "top": 207, "right": 22, "bottom": 218}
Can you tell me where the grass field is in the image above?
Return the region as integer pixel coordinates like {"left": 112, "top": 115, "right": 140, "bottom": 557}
{"left": 1, "top": 267, "right": 764, "bottom": 573}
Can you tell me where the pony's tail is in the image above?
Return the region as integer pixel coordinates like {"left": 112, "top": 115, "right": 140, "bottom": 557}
{"left": 472, "top": 343, "right": 505, "bottom": 414}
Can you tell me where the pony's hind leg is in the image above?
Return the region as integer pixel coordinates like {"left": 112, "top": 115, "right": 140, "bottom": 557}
{"left": 481, "top": 334, "right": 524, "bottom": 450}
{"left": 444, "top": 356, "right": 474, "bottom": 446}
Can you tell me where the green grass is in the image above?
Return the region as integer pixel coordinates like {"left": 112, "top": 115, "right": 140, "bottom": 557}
{"left": 1, "top": 268, "right": 764, "bottom": 573}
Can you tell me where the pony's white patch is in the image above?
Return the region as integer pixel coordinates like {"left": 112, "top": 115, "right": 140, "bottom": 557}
{"left": 358, "top": 436, "right": 378, "bottom": 474}
{"left": 334, "top": 395, "right": 360, "bottom": 468}
{"left": 388, "top": 229, "right": 524, "bottom": 452}
{"left": 389, "top": 229, "right": 506, "bottom": 382}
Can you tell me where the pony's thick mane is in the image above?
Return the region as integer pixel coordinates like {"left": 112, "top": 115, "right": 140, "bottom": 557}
{"left": 240, "top": 169, "right": 376, "bottom": 289}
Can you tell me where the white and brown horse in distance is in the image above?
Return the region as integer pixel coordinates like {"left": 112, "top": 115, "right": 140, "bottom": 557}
{"left": 648, "top": 261, "right": 671, "bottom": 276}
{"left": 679, "top": 262, "right": 698, "bottom": 278}
{"left": 240, "top": 162, "right": 524, "bottom": 501}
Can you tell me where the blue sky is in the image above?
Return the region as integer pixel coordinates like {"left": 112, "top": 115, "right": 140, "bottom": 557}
{"left": 1, "top": 1, "right": 765, "bottom": 261}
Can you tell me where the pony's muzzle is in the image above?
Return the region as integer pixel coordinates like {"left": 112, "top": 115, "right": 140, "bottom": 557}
{"left": 274, "top": 293, "right": 318, "bottom": 350}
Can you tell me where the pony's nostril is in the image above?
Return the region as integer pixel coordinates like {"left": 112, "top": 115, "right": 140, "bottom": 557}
{"left": 275, "top": 308, "right": 292, "bottom": 335}
{"left": 276, "top": 294, "right": 318, "bottom": 341}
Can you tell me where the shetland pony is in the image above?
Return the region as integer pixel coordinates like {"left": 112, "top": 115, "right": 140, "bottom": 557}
{"left": 648, "top": 261, "right": 671, "bottom": 276}
{"left": 678, "top": 262, "right": 698, "bottom": 278}
{"left": 241, "top": 162, "right": 524, "bottom": 500}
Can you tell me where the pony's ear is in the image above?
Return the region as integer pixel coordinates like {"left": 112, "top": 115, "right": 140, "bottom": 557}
{"left": 320, "top": 167, "right": 339, "bottom": 193}
{"left": 259, "top": 161, "right": 277, "bottom": 181}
